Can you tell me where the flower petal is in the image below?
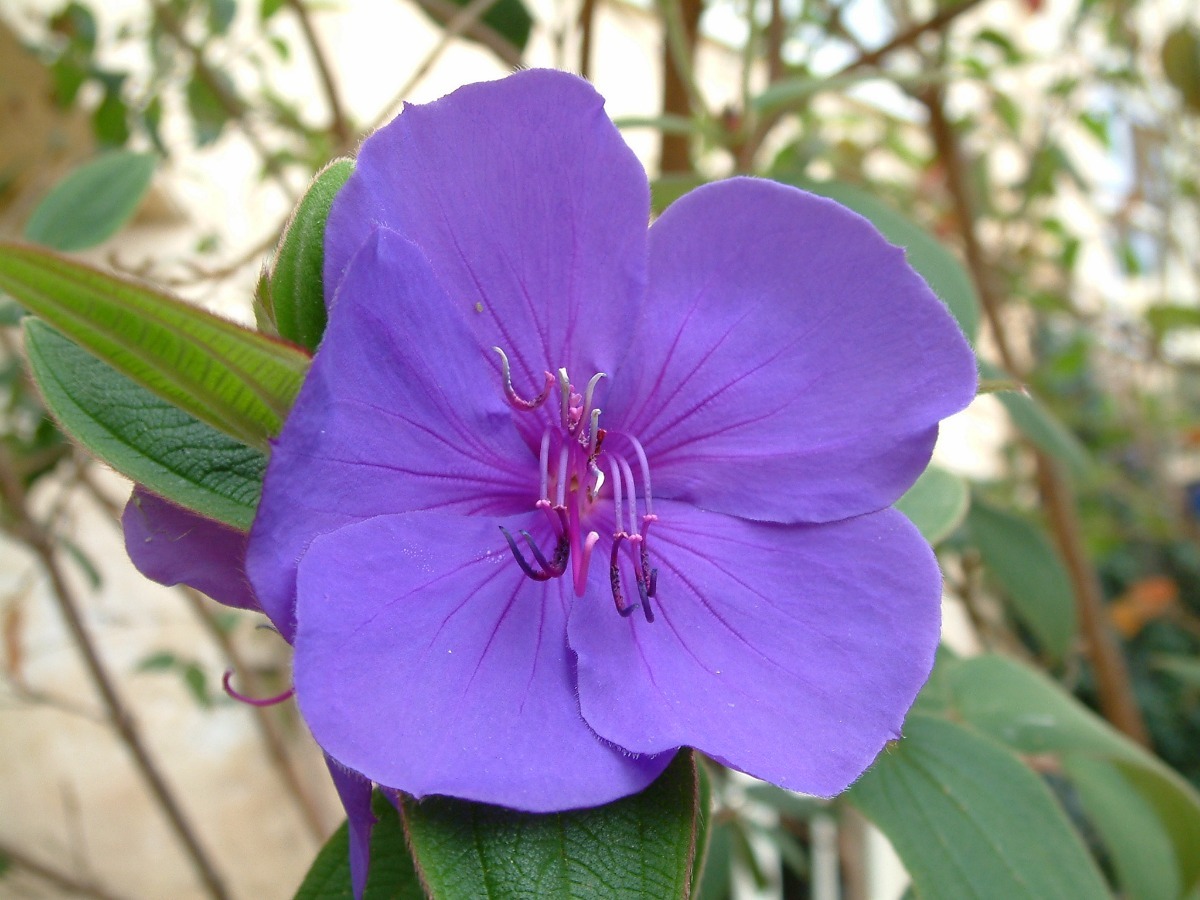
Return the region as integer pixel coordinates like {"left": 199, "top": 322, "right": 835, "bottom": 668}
{"left": 294, "top": 511, "right": 673, "bottom": 811}
{"left": 324, "top": 68, "right": 648, "bottom": 382}
{"left": 323, "top": 755, "right": 376, "bottom": 900}
{"left": 569, "top": 500, "right": 940, "bottom": 798}
{"left": 122, "top": 488, "right": 258, "bottom": 611}
{"left": 607, "top": 178, "right": 977, "bottom": 524}
{"left": 248, "top": 228, "right": 537, "bottom": 639}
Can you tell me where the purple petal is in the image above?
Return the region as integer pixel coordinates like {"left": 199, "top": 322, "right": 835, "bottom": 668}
{"left": 248, "top": 228, "right": 537, "bottom": 639}
{"left": 324, "top": 755, "right": 375, "bottom": 899}
{"left": 294, "top": 511, "right": 673, "bottom": 811}
{"left": 324, "top": 68, "right": 648, "bottom": 384}
{"left": 606, "top": 178, "right": 977, "bottom": 524}
{"left": 568, "top": 500, "right": 940, "bottom": 797}
{"left": 122, "top": 488, "right": 258, "bottom": 611}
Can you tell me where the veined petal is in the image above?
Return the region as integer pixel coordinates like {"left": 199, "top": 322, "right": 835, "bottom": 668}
{"left": 122, "top": 488, "right": 258, "bottom": 611}
{"left": 608, "top": 178, "right": 977, "bottom": 524}
{"left": 249, "top": 229, "right": 536, "bottom": 639}
{"left": 569, "top": 500, "right": 940, "bottom": 798}
{"left": 294, "top": 511, "right": 672, "bottom": 811}
{"left": 324, "top": 69, "right": 648, "bottom": 383}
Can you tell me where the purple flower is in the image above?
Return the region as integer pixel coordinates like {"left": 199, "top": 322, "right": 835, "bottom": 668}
{"left": 239, "top": 68, "right": 976, "bottom": 812}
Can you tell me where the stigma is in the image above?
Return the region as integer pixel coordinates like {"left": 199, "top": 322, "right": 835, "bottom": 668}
{"left": 493, "top": 348, "right": 660, "bottom": 622}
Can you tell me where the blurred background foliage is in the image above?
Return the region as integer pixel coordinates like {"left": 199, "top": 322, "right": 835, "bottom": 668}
{"left": 2, "top": 0, "right": 1200, "bottom": 898}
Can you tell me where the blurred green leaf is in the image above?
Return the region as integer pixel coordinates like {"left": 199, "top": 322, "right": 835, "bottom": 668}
{"left": 187, "top": 72, "right": 233, "bottom": 146}
{"left": 848, "top": 714, "right": 1110, "bottom": 899}
{"left": 981, "top": 360, "right": 1089, "bottom": 474}
{"left": 786, "top": 179, "right": 982, "bottom": 342}
{"left": 1146, "top": 303, "right": 1200, "bottom": 341}
{"left": 1151, "top": 653, "right": 1200, "bottom": 688}
{"left": 413, "top": 0, "right": 532, "bottom": 57}
{"left": 1162, "top": 26, "right": 1200, "bottom": 113}
{"left": 896, "top": 465, "right": 970, "bottom": 545}
{"left": 208, "top": 0, "right": 237, "bottom": 33}
{"left": 0, "top": 244, "right": 309, "bottom": 450}
{"left": 138, "top": 651, "right": 178, "bottom": 671}
{"left": 967, "top": 498, "right": 1078, "bottom": 661}
{"left": 92, "top": 82, "right": 131, "bottom": 147}
{"left": 945, "top": 654, "right": 1200, "bottom": 895}
{"left": 266, "top": 158, "right": 353, "bottom": 351}
{"left": 1064, "top": 755, "right": 1179, "bottom": 900}
{"left": 403, "top": 752, "right": 702, "bottom": 899}
{"left": 24, "top": 152, "right": 156, "bottom": 251}
{"left": 24, "top": 320, "right": 265, "bottom": 530}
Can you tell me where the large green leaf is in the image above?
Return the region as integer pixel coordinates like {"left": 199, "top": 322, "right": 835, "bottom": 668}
{"left": 413, "top": 0, "right": 532, "bottom": 57}
{"left": 402, "top": 752, "right": 702, "bottom": 899}
{"left": 294, "top": 792, "right": 423, "bottom": 899}
{"left": 943, "top": 654, "right": 1200, "bottom": 895}
{"left": 967, "top": 498, "right": 1077, "bottom": 661}
{"left": 783, "top": 178, "right": 982, "bottom": 342}
{"left": 895, "top": 465, "right": 969, "bottom": 545}
{"left": 23, "top": 151, "right": 156, "bottom": 251}
{"left": 265, "top": 158, "right": 353, "bottom": 351}
{"left": 0, "top": 244, "right": 309, "bottom": 450}
{"left": 24, "top": 319, "right": 263, "bottom": 530}
{"left": 848, "top": 714, "right": 1111, "bottom": 900}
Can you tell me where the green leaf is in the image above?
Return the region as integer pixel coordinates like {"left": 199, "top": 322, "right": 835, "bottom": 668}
{"left": 848, "top": 714, "right": 1111, "bottom": 900}
{"left": 24, "top": 152, "right": 156, "bottom": 252}
{"left": 895, "top": 465, "right": 969, "bottom": 545}
{"left": 979, "top": 360, "right": 1089, "bottom": 474}
{"left": 966, "top": 498, "right": 1077, "bottom": 661}
{"left": 295, "top": 792, "right": 424, "bottom": 899}
{"left": 787, "top": 179, "right": 981, "bottom": 341}
{"left": 1, "top": 244, "right": 309, "bottom": 450}
{"left": 266, "top": 158, "right": 353, "bottom": 351}
{"left": 1146, "top": 303, "right": 1200, "bottom": 341}
{"left": 944, "top": 654, "right": 1200, "bottom": 895}
{"left": 24, "top": 320, "right": 264, "bottom": 530}
{"left": 403, "top": 751, "right": 702, "bottom": 899}
{"left": 1063, "top": 755, "right": 1180, "bottom": 900}
{"left": 413, "top": 0, "right": 533, "bottom": 56}
{"left": 187, "top": 73, "right": 233, "bottom": 146}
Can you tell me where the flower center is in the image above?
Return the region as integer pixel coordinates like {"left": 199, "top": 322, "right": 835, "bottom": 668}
{"left": 493, "top": 347, "right": 659, "bottom": 622}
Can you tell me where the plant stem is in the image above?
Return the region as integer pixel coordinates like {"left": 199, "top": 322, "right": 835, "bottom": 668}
{"left": 657, "top": 0, "right": 704, "bottom": 173}
{"left": 284, "top": 0, "right": 352, "bottom": 152}
{"left": 922, "top": 87, "right": 1150, "bottom": 745}
{"left": 0, "top": 447, "right": 232, "bottom": 899}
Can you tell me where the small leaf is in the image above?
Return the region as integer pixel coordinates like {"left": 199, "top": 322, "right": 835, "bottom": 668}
{"left": 24, "top": 320, "right": 264, "bottom": 530}
{"left": 187, "top": 73, "right": 233, "bottom": 146}
{"left": 138, "top": 651, "right": 178, "bottom": 671}
{"left": 967, "top": 498, "right": 1077, "bottom": 661}
{"left": 403, "top": 751, "right": 702, "bottom": 899}
{"left": 789, "top": 179, "right": 982, "bottom": 342}
{"left": 848, "top": 714, "right": 1111, "bottom": 900}
{"left": 266, "top": 158, "right": 354, "bottom": 351}
{"left": 24, "top": 152, "right": 156, "bottom": 251}
{"left": 1, "top": 244, "right": 309, "bottom": 450}
{"left": 294, "top": 791, "right": 424, "bottom": 899}
{"left": 895, "top": 465, "right": 969, "bottom": 545}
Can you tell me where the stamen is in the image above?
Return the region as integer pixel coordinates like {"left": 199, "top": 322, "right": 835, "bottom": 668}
{"left": 618, "top": 456, "right": 639, "bottom": 536}
{"left": 627, "top": 435, "right": 655, "bottom": 517}
{"left": 582, "top": 372, "right": 606, "bottom": 420}
{"left": 574, "top": 530, "right": 600, "bottom": 596}
{"left": 500, "top": 527, "right": 555, "bottom": 581}
{"left": 609, "top": 458, "right": 624, "bottom": 533}
{"left": 587, "top": 458, "right": 605, "bottom": 502}
{"left": 557, "top": 368, "right": 572, "bottom": 430}
{"left": 538, "top": 428, "right": 552, "bottom": 501}
{"left": 556, "top": 443, "right": 570, "bottom": 508}
{"left": 609, "top": 535, "right": 640, "bottom": 618}
{"left": 222, "top": 670, "right": 294, "bottom": 707}
{"left": 586, "top": 408, "right": 603, "bottom": 455}
{"left": 493, "top": 348, "right": 552, "bottom": 410}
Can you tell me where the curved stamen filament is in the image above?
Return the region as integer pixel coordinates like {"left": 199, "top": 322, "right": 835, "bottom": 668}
{"left": 222, "top": 670, "right": 294, "bottom": 707}
{"left": 626, "top": 435, "right": 655, "bottom": 517}
{"left": 493, "top": 348, "right": 553, "bottom": 410}
{"left": 608, "top": 534, "right": 640, "bottom": 618}
{"left": 617, "top": 456, "right": 640, "bottom": 536}
{"left": 556, "top": 443, "right": 570, "bottom": 509}
{"left": 538, "top": 428, "right": 552, "bottom": 501}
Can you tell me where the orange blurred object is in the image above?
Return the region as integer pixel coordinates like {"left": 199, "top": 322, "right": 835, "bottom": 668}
{"left": 1110, "top": 575, "right": 1180, "bottom": 637}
